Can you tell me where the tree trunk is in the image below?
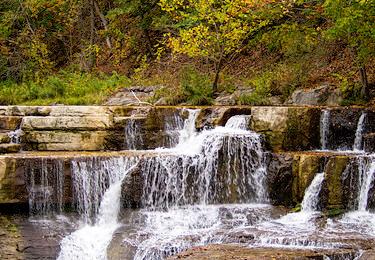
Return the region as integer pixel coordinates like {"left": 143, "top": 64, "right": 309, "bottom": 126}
{"left": 88, "top": 0, "right": 96, "bottom": 71}
{"left": 94, "top": 0, "right": 112, "bottom": 50}
{"left": 212, "top": 58, "right": 223, "bottom": 95}
{"left": 359, "top": 66, "right": 369, "bottom": 100}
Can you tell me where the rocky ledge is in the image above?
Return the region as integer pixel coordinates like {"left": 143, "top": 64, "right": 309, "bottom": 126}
{"left": 0, "top": 105, "right": 373, "bottom": 153}
{"left": 168, "top": 244, "right": 360, "bottom": 259}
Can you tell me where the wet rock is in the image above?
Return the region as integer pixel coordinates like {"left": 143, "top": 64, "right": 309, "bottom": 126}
{"left": 121, "top": 164, "right": 144, "bottom": 208}
{"left": 292, "top": 154, "right": 323, "bottom": 204}
{"left": 327, "top": 108, "right": 363, "bottom": 150}
{"left": 363, "top": 133, "right": 375, "bottom": 153}
{"left": 0, "top": 144, "right": 21, "bottom": 154}
{"left": 324, "top": 156, "right": 349, "bottom": 210}
{"left": 250, "top": 107, "right": 320, "bottom": 152}
{"left": 23, "top": 131, "right": 108, "bottom": 151}
{"left": 0, "top": 158, "right": 27, "bottom": 204}
{"left": 0, "top": 132, "right": 11, "bottom": 143}
{"left": 169, "top": 244, "right": 358, "bottom": 259}
{"left": 0, "top": 215, "right": 24, "bottom": 260}
{"left": 287, "top": 84, "right": 343, "bottom": 106}
{"left": 266, "top": 153, "right": 294, "bottom": 206}
{"left": 0, "top": 116, "right": 22, "bottom": 130}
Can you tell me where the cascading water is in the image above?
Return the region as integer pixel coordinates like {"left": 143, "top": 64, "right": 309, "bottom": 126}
{"left": 356, "top": 156, "right": 375, "bottom": 211}
{"left": 301, "top": 172, "right": 325, "bottom": 212}
{"left": 353, "top": 112, "right": 367, "bottom": 152}
{"left": 8, "top": 128, "right": 23, "bottom": 144}
{"left": 320, "top": 109, "right": 330, "bottom": 150}
{"left": 58, "top": 157, "right": 138, "bottom": 260}
{"left": 124, "top": 118, "right": 143, "bottom": 150}
{"left": 253, "top": 172, "right": 326, "bottom": 248}
{"left": 163, "top": 110, "right": 185, "bottom": 147}
{"left": 176, "top": 109, "right": 199, "bottom": 145}
{"left": 129, "top": 113, "right": 270, "bottom": 259}
{"left": 26, "top": 158, "right": 65, "bottom": 215}
{"left": 225, "top": 115, "right": 251, "bottom": 130}
{"left": 24, "top": 108, "right": 373, "bottom": 259}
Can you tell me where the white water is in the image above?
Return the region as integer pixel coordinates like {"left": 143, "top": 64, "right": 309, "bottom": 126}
{"left": 225, "top": 115, "right": 251, "bottom": 130}
{"left": 163, "top": 110, "right": 185, "bottom": 147}
{"left": 353, "top": 112, "right": 367, "bottom": 152}
{"left": 27, "top": 159, "right": 65, "bottom": 215}
{"left": 130, "top": 113, "right": 269, "bottom": 258}
{"left": 8, "top": 128, "right": 23, "bottom": 144}
{"left": 58, "top": 158, "right": 138, "bottom": 260}
{"left": 357, "top": 156, "right": 375, "bottom": 211}
{"left": 320, "top": 110, "right": 330, "bottom": 150}
{"left": 301, "top": 172, "right": 325, "bottom": 212}
{"left": 43, "top": 110, "right": 375, "bottom": 259}
{"left": 177, "top": 109, "right": 199, "bottom": 145}
{"left": 252, "top": 172, "right": 326, "bottom": 249}
{"left": 124, "top": 118, "right": 143, "bottom": 150}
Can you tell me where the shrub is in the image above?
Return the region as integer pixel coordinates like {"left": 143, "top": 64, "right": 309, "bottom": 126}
{"left": 180, "top": 67, "right": 213, "bottom": 105}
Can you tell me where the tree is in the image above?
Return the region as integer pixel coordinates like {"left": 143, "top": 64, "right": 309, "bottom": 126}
{"left": 160, "top": 0, "right": 280, "bottom": 94}
{"left": 324, "top": 0, "right": 375, "bottom": 99}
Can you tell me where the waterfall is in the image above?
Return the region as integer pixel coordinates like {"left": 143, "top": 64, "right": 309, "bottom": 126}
{"left": 225, "top": 115, "right": 251, "bottom": 130}
{"left": 132, "top": 113, "right": 269, "bottom": 259}
{"left": 58, "top": 157, "right": 138, "bottom": 260}
{"left": 8, "top": 128, "right": 23, "bottom": 144}
{"left": 353, "top": 112, "right": 367, "bottom": 152}
{"left": 301, "top": 173, "right": 325, "bottom": 212}
{"left": 177, "top": 109, "right": 199, "bottom": 145}
{"left": 357, "top": 156, "right": 375, "bottom": 211}
{"left": 71, "top": 156, "right": 138, "bottom": 223}
{"left": 124, "top": 118, "right": 143, "bottom": 150}
{"left": 26, "top": 159, "right": 65, "bottom": 215}
{"left": 142, "top": 131, "right": 267, "bottom": 209}
{"left": 163, "top": 111, "right": 184, "bottom": 147}
{"left": 320, "top": 110, "right": 330, "bottom": 150}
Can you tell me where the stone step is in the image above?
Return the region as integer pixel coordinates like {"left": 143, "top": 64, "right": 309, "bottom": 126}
{"left": 0, "top": 132, "right": 10, "bottom": 144}
{"left": 0, "top": 144, "right": 21, "bottom": 154}
{"left": 0, "top": 116, "right": 22, "bottom": 130}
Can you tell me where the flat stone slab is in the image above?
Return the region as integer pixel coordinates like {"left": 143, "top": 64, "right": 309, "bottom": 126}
{"left": 0, "top": 144, "right": 20, "bottom": 154}
{"left": 21, "top": 116, "right": 113, "bottom": 130}
{"left": 169, "top": 244, "right": 358, "bottom": 259}
{"left": 0, "top": 132, "right": 10, "bottom": 143}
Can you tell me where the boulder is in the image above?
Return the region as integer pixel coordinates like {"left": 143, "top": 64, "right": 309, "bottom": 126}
{"left": 104, "top": 86, "right": 159, "bottom": 106}
{"left": 287, "top": 84, "right": 343, "bottom": 106}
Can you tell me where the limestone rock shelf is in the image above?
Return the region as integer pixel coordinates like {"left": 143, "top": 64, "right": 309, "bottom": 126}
{"left": 168, "top": 244, "right": 360, "bottom": 260}
{"left": 0, "top": 150, "right": 372, "bottom": 212}
{"left": 0, "top": 105, "right": 373, "bottom": 152}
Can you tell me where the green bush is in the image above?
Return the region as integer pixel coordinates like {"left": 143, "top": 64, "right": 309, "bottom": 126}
{"left": 180, "top": 67, "right": 213, "bottom": 105}
{"left": 238, "top": 72, "right": 273, "bottom": 105}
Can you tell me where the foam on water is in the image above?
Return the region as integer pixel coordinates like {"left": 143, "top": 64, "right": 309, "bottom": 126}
{"left": 58, "top": 158, "right": 138, "bottom": 260}
{"left": 353, "top": 112, "right": 367, "bottom": 152}
{"left": 320, "top": 109, "right": 330, "bottom": 150}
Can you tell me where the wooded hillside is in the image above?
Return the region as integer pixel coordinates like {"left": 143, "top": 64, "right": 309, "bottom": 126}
{"left": 0, "top": 0, "right": 374, "bottom": 105}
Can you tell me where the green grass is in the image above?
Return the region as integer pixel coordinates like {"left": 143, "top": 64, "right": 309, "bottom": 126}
{"left": 0, "top": 70, "right": 131, "bottom": 105}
